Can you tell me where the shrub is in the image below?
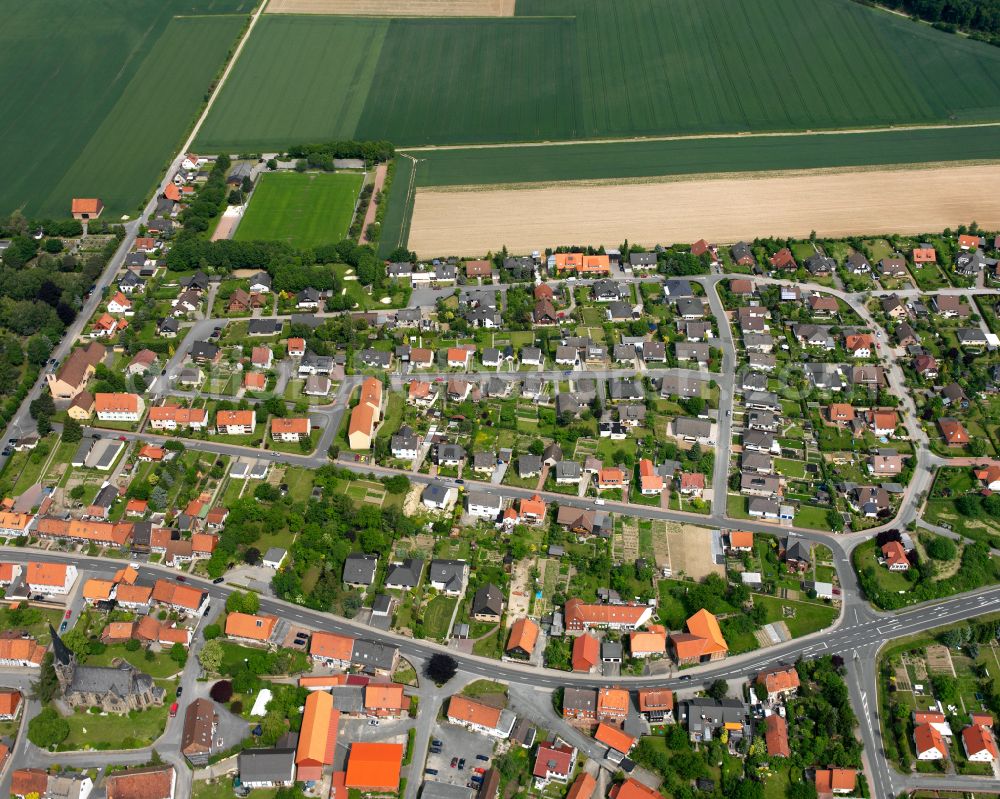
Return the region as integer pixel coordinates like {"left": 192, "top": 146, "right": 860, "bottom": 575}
{"left": 210, "top": 680, "right": 234, "bottom": 702}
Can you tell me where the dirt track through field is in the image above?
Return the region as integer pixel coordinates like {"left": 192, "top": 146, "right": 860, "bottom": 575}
{"left": 408, "top": 163, "right": 1000, "bottom": 256}
{"left": 265, "top": 0, "right": 515, "bottom": 14}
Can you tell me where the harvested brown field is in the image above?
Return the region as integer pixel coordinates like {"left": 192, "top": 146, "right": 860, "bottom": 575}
{"left": 408, "top": 163, "right": 1000, "bottom": 257}
{"left": 265, "top": 0, "right": 515, "bottom": 14}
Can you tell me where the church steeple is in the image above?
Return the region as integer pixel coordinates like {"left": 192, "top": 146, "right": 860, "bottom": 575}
{"left": 49, "top": 623, "right": 75, "bottom": 671}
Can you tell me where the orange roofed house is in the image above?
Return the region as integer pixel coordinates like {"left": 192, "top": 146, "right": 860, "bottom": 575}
{"left": 727, "top": 531, "right": 754, "bottom": 552}
{"left": 670, "top": 609, "right": 729, "bottom": 665}
{"left": 610, "top": 778, "right": 661, "bottom": 799}
{"left": 71, "top": 198, "right": 103, "bottom": 220}
{"left": 105, "top": 765, "right": 176, "bottom": 799}
{"left": 148, "top": 405, "right": 208, "bottom": 431}
{"left": 506, "top": 618, "right": 540, "bottom": 659}
{"left": 572, "top": 633, "right": 600, "bottom": 672}
{"left": 764, "top": 714, "right": 790, "bottom": 757}
{"left": 310, "top": 631, "right": 354, "bottom": 669}
{"left": 95, "top": 392, "right": 144, "bottom": 422}
{"left": 596, "top": 688, "right": 629, "bottom": 723}
{"left": 271, "top": 417, "right": 311, "bottom": 443}
{"left": 348, "top": 377, "right": 383, "bottom": 450}
{"left": 564, "top": 598, "right": 652, "bottom": 631}
{"left": 47, "top": 341, "right": 105, "bottom": 400}
{"left": 595, "top": 722, "right": 636, "bottom": 756}
{"left": 447, "top": 694, "right": 516, "bottom": 738}
{"left": 0, "top": 637, "right": 46, "bottom": 668}
{"left": 225, "top": 613, "right": 277, "bottom": 645}
{"left": 151, "top": 579, "right": 208, "bottom": 615}
{"left": 814, "top": 768, "right": 855, "bottom": 797}
{"left": 629, "top": 625, "right": 667, "bottom": 658}
{"left": 296, "top": 691, "right": 340, "bottom": 782}
{"left": 344, "top": 742, "right": 404, "bottom": 792}
{"left": 756, "top": 666, "right": 800, "bottom": 701}
{"left": 637, "top": 689, "right": 673, "bottom": 723}
{"left": 26, "top": 561, "right": 78, "bottom": 594}
{"left": 364, "top": 683, "right": 409, "bottom": 719}
{"left": 216, "top": 409, "right": 256, "bottom": 435}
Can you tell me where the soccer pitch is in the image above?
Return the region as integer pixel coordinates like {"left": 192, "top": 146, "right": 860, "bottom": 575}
{"left": 234, "top": 172, "right": 363, "bottom": 248}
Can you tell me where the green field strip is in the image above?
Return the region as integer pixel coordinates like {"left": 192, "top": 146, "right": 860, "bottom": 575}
{"left": 354, "top": 16, "right": 584, "bottom": 145}
{"left": 196, "top": 15, "right": 389, "bottom": 151}
{"left": 42, "top": 14, "right": 246, "bottom": 219}
{"left": 377, "top": 156, "right": 415, "bottom": 259}
{"left": 409, "top": 125, "right": 1000, "bottom": 187}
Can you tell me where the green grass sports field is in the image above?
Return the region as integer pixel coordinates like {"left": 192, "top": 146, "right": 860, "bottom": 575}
{"left": 235, "top": 172, "right": 363, "bottom": 248}
{"left": 0, "top": 0, "right": 252, "bottom": 218}
{"left": 197, "top": 0, "right": 1000, "bottom": 151}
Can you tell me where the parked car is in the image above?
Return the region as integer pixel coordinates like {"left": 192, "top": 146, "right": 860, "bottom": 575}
{"left": 213, "top": 577, "right": 225, "bottom": 584}
{"left": 450, "top": 758, "right": 458, "bottom": 769}
{"left": 169, "top": 703, "right": 178, "bottom": 717}
{"left": 475, "top": 755, "right": 489, "bottom": 762}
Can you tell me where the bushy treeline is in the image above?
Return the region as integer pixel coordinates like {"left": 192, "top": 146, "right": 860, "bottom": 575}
{"left": 166, "top": 236, "right": 384, "bottom": 292}
{"left": 854, "top": 0, "right": 1000, "bottom": 39}
{"left": 287, "top": 139, "right": 395, "bottom": 169}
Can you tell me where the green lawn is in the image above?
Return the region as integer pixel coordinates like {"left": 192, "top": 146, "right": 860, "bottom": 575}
{"left": 85, "top": 644, "right": 183, "bottom": 679}
{"left": 58, "top": 686, "right": 173, "bottom": 750}
{"left": 198, "top": 0, "right": 1000, "bottom": 153}
{"left": 235, "top": 171, "right": 363, "bottom": 247}
{"left": 422, "top": 595, "right": 457, "bottom": 640}
{"left": 1, "top": 0, "right": 251, "bottom": 218}
{"left": 195, "top": 782, "right": 276, "bottom": 799}
{"left": 752, "top": 594, "right": 837, "bottom": 638}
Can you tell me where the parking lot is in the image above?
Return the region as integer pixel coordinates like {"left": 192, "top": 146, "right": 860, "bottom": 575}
{"left": 423, "top": 720, "right": 496, "bottom": 788}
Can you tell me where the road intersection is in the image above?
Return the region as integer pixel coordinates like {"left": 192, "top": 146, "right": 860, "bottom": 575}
{"left": 3, "top": 213, "right": 1000, "bottom": 795}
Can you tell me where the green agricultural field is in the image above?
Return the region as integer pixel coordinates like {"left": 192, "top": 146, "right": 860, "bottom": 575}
{"left": 198, "top": 0, "right": 1000, "bottom": 151}
{"left": 0, "top": 0, "right": 252, "bottom": 218}
{"left": 411, "top": 125, "right": 1000, "bottom": 187}
{"left": 235, "top": 172, "right": 362, "bottom": 247}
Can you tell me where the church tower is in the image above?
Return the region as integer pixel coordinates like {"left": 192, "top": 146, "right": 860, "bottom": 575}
{"left": 48, "top": 624, "right": 76, "bottom": 692}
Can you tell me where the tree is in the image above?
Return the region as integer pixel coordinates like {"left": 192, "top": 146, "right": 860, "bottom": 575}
{"left": 27, "top": 706, "right": 69, "bottom": 748}
{"left": 25, "top": 334, "right": 51, "bottom": 366}
{"left": 31, "top": 653, "right": 59, "bottom": 703}
{"left": 62, "top": 417, "right": 83, "bottom": 444}
{"left": 169, "top": 642, "right": 188, "bottom": 666}
{"left": 244, "top": 547, "right": 261, "bottom": 566}
{"left": 69, "top": 484, "right": 86, "bottom": 500}
{"left": 707, "top": 679, "right": 729, "bottom": 700}
{"left": 425, "top": 653, "right": 458, "bottom": 685}
{"left": 925, "top": 535, "right": 957, "bottom": 561}
{"left": 199, "top": 640, "right": 224, "bottom": 673}
{"left": 210, "top": 680, "right": 234, "bottom": 702}
{"left": 203, "top": 624, "right": 221, "bottom": 640}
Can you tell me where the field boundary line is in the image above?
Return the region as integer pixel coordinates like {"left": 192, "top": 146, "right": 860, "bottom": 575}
{"left": 181, "top": 0, "right": 269, "bottom": 156}
{"left": 414, "top": 157, "right": 1000, "bottom": 193}
{"left": 399, "top": 120, "right": 1000, "bottom": 153}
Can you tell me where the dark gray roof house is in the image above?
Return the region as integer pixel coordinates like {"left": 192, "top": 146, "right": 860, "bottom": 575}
{"left": 472, "top": 584, "right": 504, "bottom": 619}
{"left": 360, "top": 348, "right": 392, "bottom": 368}
{"left": 684, "top": 699, "right": 748, "bottom": 741}
{"left": 429, "top": 559, "right": 468, "bottom": 594}
{"left": 238, "top": 748, "right": 296, "bottom": 788}
{"left": 629, "top": 252, "right": 657, "bottom": 268}
{"left": 350, "top": 638, "right": 398, "bottom": 673}
{"left": 248, "top": 318, "right": 282, "bottom": 336}
{"left": 518, "top": 454, "right": 542, "bottom": 478}
{"left": 664, "top": 278, "right": 693, "bottom": 298}
{"left": 343, "top": 553, "right": 378, "bottom": 587}
{"left": 189, "top": 341, "right": 219, "bottom": 362}
{"left": 608, "top": 378, "right": 643, "bottom": 401}
{"left": 385, "top": 559, "right": 424, "bottom": 590}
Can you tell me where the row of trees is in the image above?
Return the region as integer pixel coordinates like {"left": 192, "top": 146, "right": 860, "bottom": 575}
{"left": 287, "top": 139, "right": 395, "bottom": 169}
{"left": 854, "top": 0, "right": 1000, "bottom": 37}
